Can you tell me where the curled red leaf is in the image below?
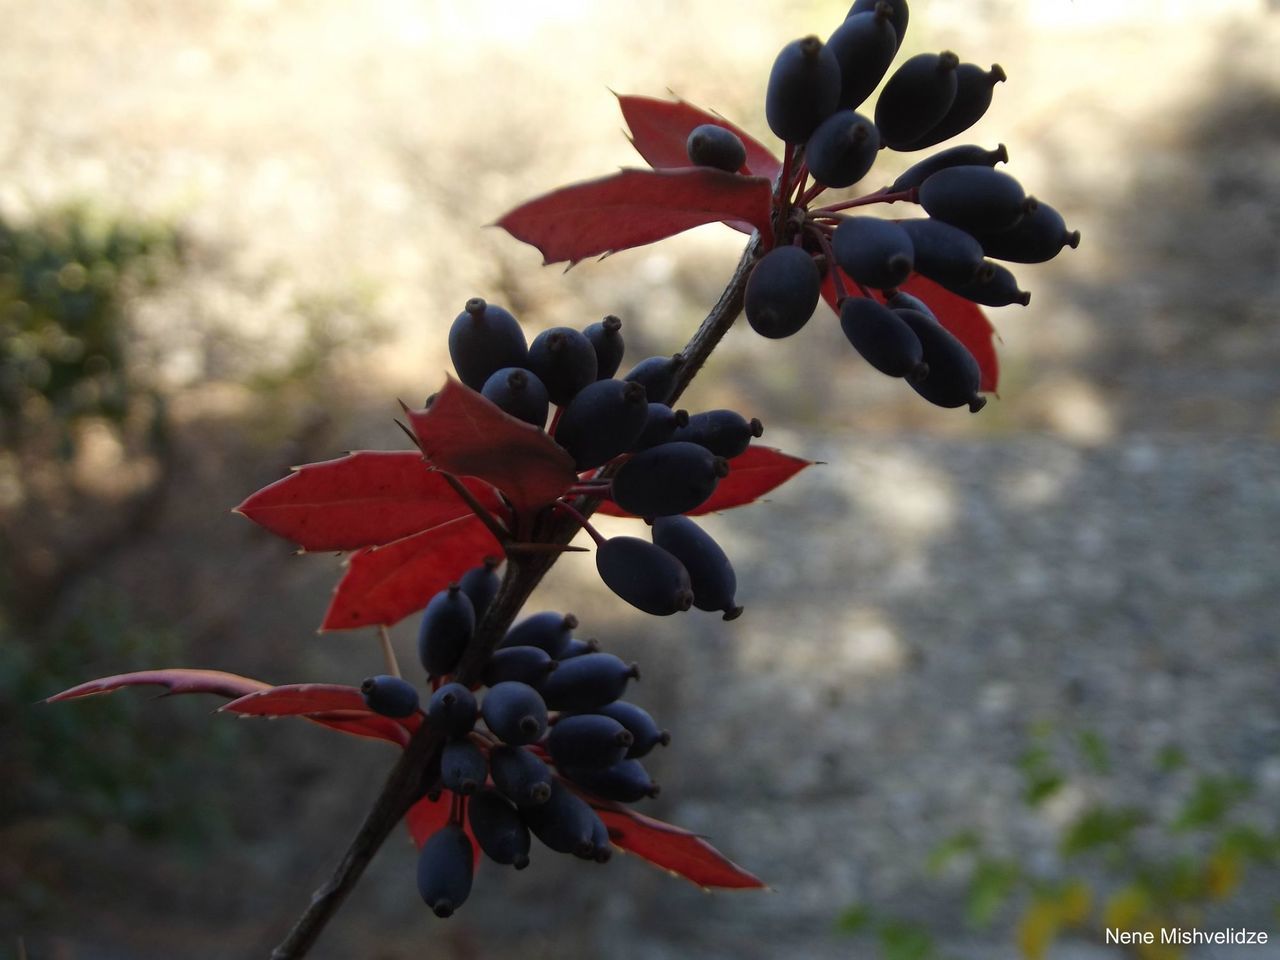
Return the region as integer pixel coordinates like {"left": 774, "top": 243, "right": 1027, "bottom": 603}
{"left": 496, "top": 168, "right": 773, "bottom": 267}
{"left": 235, "top": 451, "right": 506, "bottom": 552}
{"left": 45, "top": 668, "right": 270, "bottom": 703}
{"left": 407, "top": 378, "right": 577, "bottom": 520}
{"left": 596, "top": 445, "right": 813, "bottom": 518}
{"left": 221, "top": 683, "right": 421, "bottom": 745}
{"left": 594, "top": 805, "right": 765, "bottom": 890}
{"left": 321, "top": 514, "right": 501, "bottom": 631}
{"left": 617, "top": 93, "right": 782, "bottom": 181}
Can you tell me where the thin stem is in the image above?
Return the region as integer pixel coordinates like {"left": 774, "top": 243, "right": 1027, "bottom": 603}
{"left": 811, "top": 186, "right": 918, "bottom": 216}
{"left": 791, "top": 165, "right": 809, "bottom": 204}
{"left": 777, "top": 143, "right": 795, "bottom": 223}
{"left": 439, "top": 471, "right": 510, "bottom": 544}
{"left": 812, "top": 229, "right": 847, "bottom": 303}
{"left": 270, "top": 225, "right": 768, "bottom": 960}
{"left": 798, "top": 179, "right": 827, "bottom": 207}
{"left": 377, "top": 626, "right": 400, "bottom": 678}
{"left": 552, "top": 500, "right": 606, "bottom": 546}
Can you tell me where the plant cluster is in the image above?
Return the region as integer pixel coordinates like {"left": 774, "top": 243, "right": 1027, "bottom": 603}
{"left": 46, "top": 1, "right": 1078, "bottom": 954}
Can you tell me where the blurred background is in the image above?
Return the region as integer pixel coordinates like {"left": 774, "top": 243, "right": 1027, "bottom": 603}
{"left": 3, "top": 0, "right": 1278, "bottom": 957}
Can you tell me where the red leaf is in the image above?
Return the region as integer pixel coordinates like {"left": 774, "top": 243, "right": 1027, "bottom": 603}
{"left": 820, "top": 268, "right": 1000, "bottom": 394}
{"left": 496, "top": 168, "right": 773, "bottom": 266}
{"left": 221, "top": 683, "right": 421, "bottom": 746}
{"left": 407, "top": 378, "right": 577, "bottom": 519}
{"left": 322, "top": 515, "right": 500, "bottom": 630}
{"left": 596, "top": 445, "right": 813, "bottom": 518}
{"left": 406, "top": 793, "right": 482, "bottom": 867}
{"left": 595, "top": 806, "right": 765, "bottom": 890}
{"left": 617, "top": 93, "right": 782, "bottom": 181}
{"left": 45, "top": 668, "right": 270, "bottom": 703}
{"left": 235, "top": 451, "right": 506, "bottom": 552}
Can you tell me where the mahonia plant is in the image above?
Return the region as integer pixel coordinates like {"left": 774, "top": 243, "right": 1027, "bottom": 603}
{"left": 47, "top": 2, "right": 1077, "bottom": 955}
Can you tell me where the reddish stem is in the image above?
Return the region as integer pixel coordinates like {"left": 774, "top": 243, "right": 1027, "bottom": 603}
{"left": 812, "top": 229, "right": 848, "bottom": 303}
{"left": 552, "top": 499, "right": 606, "bottom": 547}
{"left": 811, "top": 187, "right": 918, "bottom": 215}
{"left": 798, "top": 179, "right": 827, "bottom": 207}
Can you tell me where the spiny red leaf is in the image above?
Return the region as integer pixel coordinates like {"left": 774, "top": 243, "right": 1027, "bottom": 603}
{"left": 407, "top": 378, "right": 577, "bottom": 519}
{"left": 595, "top": 806, "right": 765, "bottom": 890}
{"left": 221, "top": 683, "right": 422, "bottom": 746}
{"left": 596, "top": 445, "right": 813, "bottom": 518}
{"left": 235, "top": 451, "right": 506, "bottom": 552}
{"left": 617, "top": 93, "right": 781, "bottom": 181}
{"left": 496, "top": 168, "right": 773, "bottom": 267}
{"left": 820, "top": 267, "right": 1000, "bottom": 393}
{"left": 322, "top": 514, "right": 500, "bottom": 631}
{"left": 46, "top": 669, "right": 270, "bottom": 703}
{"left": 406, "top": 793, "right": 482, "bottom": 867}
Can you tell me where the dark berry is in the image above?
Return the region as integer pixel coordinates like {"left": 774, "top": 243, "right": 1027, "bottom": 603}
{"left": 806, "top": 110, "right": 881, "bottom": 188}
{"left": 417, "top": 824, "right": 473, "bottom": 918}
{"left": 498, "top": 611, "right": 578, "bottom": 658}
{"left": 765, "top": 36, "right": 842, "bottom": 143}
{"left": 885, "top": 289, "right": 937, "bottom": 320}
{"left": 903, "top": 63, "right": 1006, "bottom": 150}
{"left": 527, "top": 326, "right": 598, "bottom": 406}
{"left": 557, "top": 636, "right": 600, "bottom": 660}
{"left": 898, "top": 218, "right": 989, "bottom": 287}
{"left": 482, "top": 682, "right": 548, "bottom": 746}
{"left": 686, "top": 124, "right": 748, "bottom": 172}
{"left": 596, "top": 536, "right": 693, "bottom": 616}
{"left": 441, "top": 740, "right": 487, "bottom": 795}
{"left": 848, "top": 0, "right": 908, "bottom": 49}
{"left": 448, "top": 298, "right": 528, "bottom": 392}
{"left": 554, "top": 378, "right": 650, "bottom": 470}
{"left": 359, "top": 675, "right": 420, "bottom": 718}
{"left": 540, "top": 652, "right": 640, "bottom": 712}
{"left": 744, "top": 245, "right": 821, "bottom": 339}
{"left": 468, "top": 790, "right": 531, "bottom": 869}
{"left": 875, "top": 52, "right": 960, "bottom": 151}
{"left": 977, "top": 201, "right": 1080, "bottom": 264}
{"left": 594, "top": 701, "right": 671, "bottom": 759}
{"left": 889, "top": 143, "right": 1009, "bottom": 193}
{"left": 827, "top": 5, "right": 898, "bottom": 110}
{"left": 480, "top": 367, "right": 549, "bottom": 427}
{"left": 897, "top": 309, "right": 985, "bottom": 411}
{"left": 632, "top": 403, "right": 689, "bottom": 452}
{"left": 563, "top": 759, "right": 660, "bottom": 804}
{"left": 548, "top": 714, "right": 633, "bottom": 769}
{"left": 427, "top": 682, "right": 478, "bottom": 739}
{"left": 587, "top": 814, "right": 613, "bottom": 863}
{"left": 670, "top": 409, "right": 763, "bottom": 460}
{"left": 611, "top": 441, "right": 728, "bottom": 518}
{"left": 839, "top": 296, "right": 927, "bottom": 379}
{"left": 483, "top": 645, "right": 559, "bottom": 688}
{"left": 622, "top": 353, "right": 686, "bottom": 404}
{"left": 490, "top": 744, "right": 553, "bottom": 807}
{"left": 521, "top": 779, "right": 604, "bottom": 859}
{"left": 651, "top": 515, "right": 742, "bottom": 619}
{"left": 417, "top": 585, "right": 475, "bottom": 679}
{"left": 919, "top": 166, "right": 1034, "bottom": 234}
{"left": 832, "top": 216, "right": 915, "bottom": 290}
{"left": 457, "top": 557, "right": 501, "bottom": 622}
{"left": 583, "top": 315, "right": 625, "bottom": 380}
{"left": 939, "top": 261, "right": 1030, "bottom": 307}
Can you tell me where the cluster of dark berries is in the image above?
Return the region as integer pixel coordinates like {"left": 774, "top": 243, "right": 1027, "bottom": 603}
{"left": 448, "top": 298, "right": 756, "bottom": 618}
{"left": 682, "top": 0, "right": 1079, "bottom": 413}
{"left": 359, "top": 561, "right": 670, "bottom": 917}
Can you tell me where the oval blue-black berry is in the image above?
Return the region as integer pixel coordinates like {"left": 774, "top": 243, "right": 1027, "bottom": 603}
{"left": 898, "top": 218, "right": 989, "bottom": 287}
{"left": 521, "top": 780, "right": 605, "bottom": 859}
{"left": 828, "top": 6, "right": 898, "bottom": 110}
{"left": 480, "top": 367, "right": 549, "bottom": 427}
{"left": 839, "top": 297, "right": 927, "bottom": 379}
{"left": 457, "top": 558, "right": 501, "bottom": 622}
{"left": 548, "top": 714, "right": 634, "bottom": 769}
{"left": 594, "top": 701, "right": 671, "bottom": 759}
{"left": 490, "top": 744, "right": 553, "bottom": 807}
{"left": 651, "top": 514, "right": 742, "bottom": 619}
{"left": 765, "top": 36, "right": 842, "bottom": 144}
{"left": 360, "top": 675, "right": 420, "bottom": 718}
{"left": 563, "top": 759, "right": 660, "bottom": 804}
{"left": 875, "top": 52, "right": 960, "bottom": 151}
{"left": 848, "top": 0, "right": 908, "bottom": 49}
{"left": 441, "top": 739, "right": 487, "bottom": 795}
{"left": 670, "top": 409, "right": 763, "bottom": 459}
{"left": 417, "top": 585, "right": 475, "bottom": 679}
{"left": 483, "top": 645, "right": 559, "bottom": 688}
{"left": 903, "top": 63, "right": 1006, "bottom": 150}
{"left": 897, "top": 309, "right": 985, "bottom": 412}
{"left": 468, "top": 790, "right": 531, "bottom": 869}
{"left": 448, "top": 298, "right": 528, "bottom": 392}
{"left": 527, "top": 326, "right": 598, "bottom": 406}
{"left": 583, "top": 315, "right": 625, "bottom": 380}
{"left": 596, "top": 537, "right": 693, "bottom": 616}
{"left": 622, "top": 354, "right": 686, "bottom": 404}
{"left": 919, "top": 166, "right": 1033, "bottom": 235}
{"left": 686, "top": 124, "right": 747, "bottom": 173}
{"left": 632, "top": 403, "right": 689, "bottom": 452}
{"left": 417, "top": 824, "right": 474, "bottom": 918}
{"left": 481, "top": 681, "right": 548, "bottom": 746}
{"left": 745, "top": 246, "right": 821, "bottom": 339}
{"left": 939, "top": 261, "right": 1030, "bottom": 307}
{"left": 977, "top": 201, "right": 1080, "bottom": 264}
{"left": 832, "top": 217, "right": 915, "bottom": 290}
{"left": 427, "top": 682, "right": 477, "bottom": 739}
{"left": 889, "top": 143, "right": 1009, "bottom": 193}
{"left": 612, "top": 441, "right": 728, "bottom": 518}
{"left": 540, "top": 652, "right": 640, "bottom": 712}
{"left": 806, "top": 110, "right": 881, "bottom": 188}
{"left": 554, "top": 378, "right": 650, "bottom": 470}
{"left": 498, "top": 611, "right": 578, "bottom": 658}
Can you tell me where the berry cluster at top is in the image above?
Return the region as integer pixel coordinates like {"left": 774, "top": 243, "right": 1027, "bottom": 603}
{"left": 686, "top": 0, "right": 1078, "bottom": 412}
{"left": 448, "top": 298, "right": 754, "bottom": 619}
{"left": 359, "top": 558, "right": 670, "bottom": 918}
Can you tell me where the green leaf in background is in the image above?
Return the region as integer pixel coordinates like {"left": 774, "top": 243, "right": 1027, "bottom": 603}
{"left": 835, "top": 903, "right": 875, "bottom": 934}
{"left": 1078, "top": 729, "right": 1110, "bottom": 774}
{"left": 927, "top": 830, "right": 981, "bottom": 875}
{"left": 1061, "top": 805, "right": 1144, "bottom": 856}
{"left": 1174, "top": 775, "right": 1250, "bottom": 831}
{"left": 878, "top": 919, "right": 936, "bottom": 960}
{"left": 965, "top": 859, "right": 1021, "bottom": 928}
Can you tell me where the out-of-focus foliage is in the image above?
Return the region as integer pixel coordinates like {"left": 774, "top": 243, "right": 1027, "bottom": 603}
{"left": 837, "top": 726, "right": 1280, "bottom": 959}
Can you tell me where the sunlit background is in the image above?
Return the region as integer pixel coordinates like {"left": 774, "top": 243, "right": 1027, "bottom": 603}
{"left": 3, "top": 1, "right": 1279, "bottom": 957}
